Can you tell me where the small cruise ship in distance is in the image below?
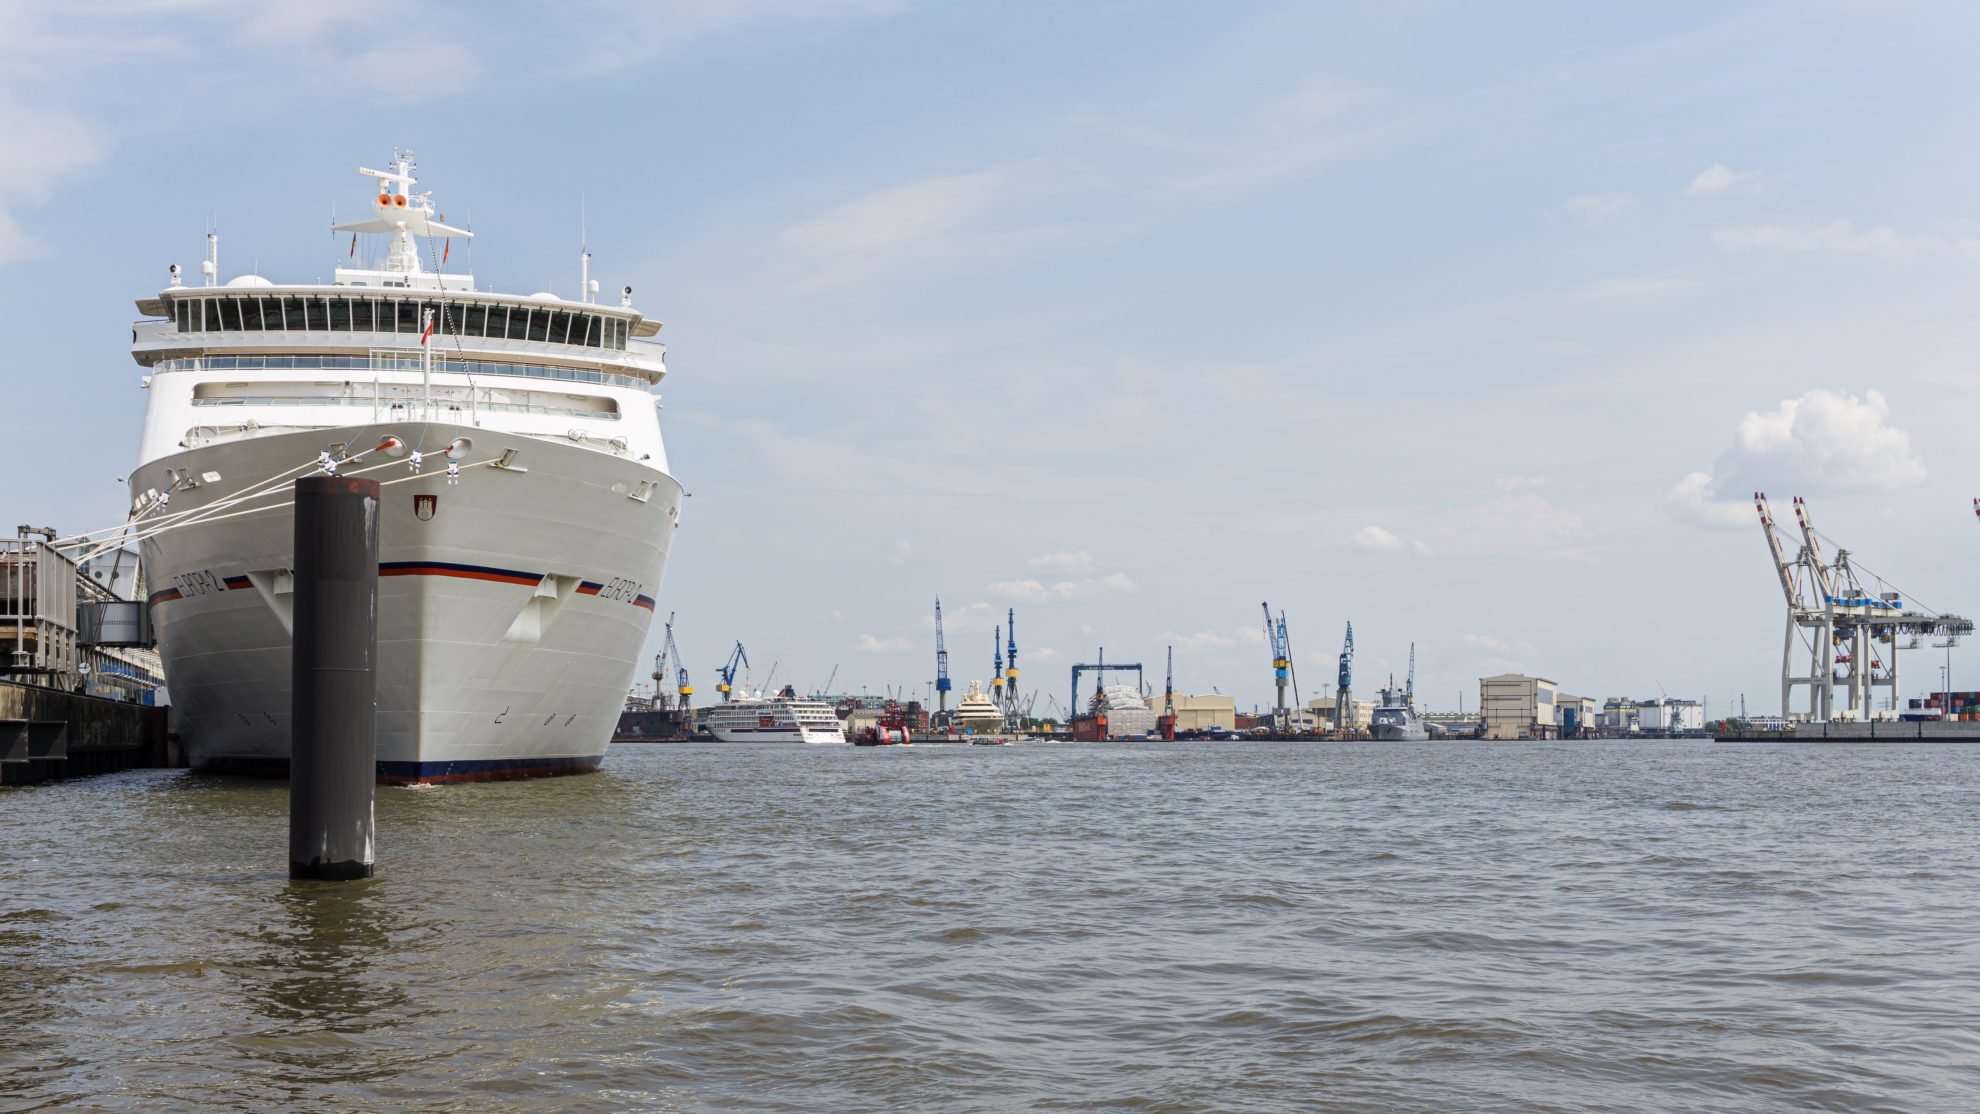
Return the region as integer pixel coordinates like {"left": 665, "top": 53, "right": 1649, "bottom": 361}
{"left": 706, "top": 686, "right": 847, "bottom": 744}
{"left": 114, "top": 152, "right": 684, "bottom": 782}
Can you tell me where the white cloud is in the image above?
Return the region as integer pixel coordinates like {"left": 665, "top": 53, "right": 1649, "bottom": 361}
{"left": 1458, "top": 633, "right": 1540, "bottom": 676}
{"left": 1350, "top": 525, "right": 1404, "bottom": 551}
{"left": 1564, "top": 192, "right": 1636, "bottom": 224}
{"left": 1158, "top": 628, "right": 1265, "bottom": 654}
{"left": 1029, "top": 550, "right": 1097, "bottom": 574}
{"left": 1667, "top": 388, "right": 1926, "bottom": 528}
{"left": 986, "top": 571, "right": 1138, "bottom": 603}
{"left": 1411, "top": 539, "right": 1435, "bottom": 557}
{"left": 854, "top": 634, "right": 912, "bottom": 653}
{"left": 781, "top": 161, "right": 1066, "bottom": 287}
{"left": 1435, "top": 493, "right": 1591, "bottom": 561}
{"left": 0, "top": 96, "right": 106, "bottom": 265}
{"left": 1712, "top": 220, "right": 1910, "bottom": 254}
{"left": 1685, "top": 164, "right": 1762, "bottom": 196}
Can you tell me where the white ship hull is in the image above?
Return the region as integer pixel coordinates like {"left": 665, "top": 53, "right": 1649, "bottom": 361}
{"left": 707, "top": 725, "right": 846, "bottom": 744}
{"left": 134, "top": 421, "right": 682, "bottom": 782}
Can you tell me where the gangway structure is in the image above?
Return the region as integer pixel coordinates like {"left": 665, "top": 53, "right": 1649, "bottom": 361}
{"left": 1755, "top": 492, "right": 1972, "bottom": 721}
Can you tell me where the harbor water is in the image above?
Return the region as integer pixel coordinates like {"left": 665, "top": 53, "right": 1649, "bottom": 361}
{"left": 4, "top": 740, "right": 1979, "bottom": 1111}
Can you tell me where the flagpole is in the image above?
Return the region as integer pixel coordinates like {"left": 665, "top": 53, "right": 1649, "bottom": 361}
{"left": 421, "top": 307, "right": 432, "bottom": 418}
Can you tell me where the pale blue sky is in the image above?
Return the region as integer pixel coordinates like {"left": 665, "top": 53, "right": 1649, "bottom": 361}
{"left": 7, "top": 1, "right": 1980, "bottom": 716}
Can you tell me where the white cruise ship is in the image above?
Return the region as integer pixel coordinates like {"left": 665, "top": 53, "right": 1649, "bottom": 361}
{"left": 705, "top": 688, "right": 847, "bottom": 743}
{"left": 113, "top": 154, "right": 684, "bottom": 782}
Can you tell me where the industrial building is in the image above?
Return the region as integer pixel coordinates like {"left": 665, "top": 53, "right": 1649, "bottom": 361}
{"left": 1557, "top": 693, "right": 1597, "bottom": 737}
{"left": 1305, "top": 695, "right": 1373, "bottom": 730}
{"left": 1597, "top": 697, "right": 1705, "bottom": 736}
{"left": 1168, "top": 693, "right": 1237, "bottom": 732}
{"left": 1480, "top": 674, "right": 1559, "bottom": 740}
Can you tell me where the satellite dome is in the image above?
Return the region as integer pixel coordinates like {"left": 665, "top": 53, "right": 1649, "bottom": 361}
{"left": 226, "top": 274, "right": 274, "bottom": 287}
{"left": 528, "top": 291, "right": 561, "bottom": 301}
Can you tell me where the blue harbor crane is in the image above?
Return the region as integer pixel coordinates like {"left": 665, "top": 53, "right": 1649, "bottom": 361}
{"left": 1005, "top": 608, "right": 1019, "bottom": 717}
{"left": 655, "top": 613, "right": 692, "bottom": 711}
{"left": 934, "top": 597, "right": 952, "bottom": 721}
{"left": 992, "top": 627, "right": 1005, "bottom": 701}
{"left": 1336, "top": 622, "right": 1355, "bottom": 732}
{"left": 1262, "top": 602, "right": 1292, "bottom": 728}
{"left": 716, "top": 640, "right": 748, "bottom": 702}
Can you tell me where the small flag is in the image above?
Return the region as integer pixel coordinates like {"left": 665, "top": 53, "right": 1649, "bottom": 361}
{"left": 349, "top": 233, "right": 357, "bottom": 258}
{"left": 442, "top": 239, "right": 450, "bottom": 265}
{"left": 420, "top": 315, "right": 436, "bottom": 346}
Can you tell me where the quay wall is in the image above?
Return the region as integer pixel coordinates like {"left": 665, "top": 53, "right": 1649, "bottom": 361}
{"left": 1, "top": 680, "right": 173, "bottom": 786}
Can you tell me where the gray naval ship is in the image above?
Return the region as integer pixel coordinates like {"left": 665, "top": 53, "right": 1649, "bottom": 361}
{"left": 1368, "top": 643, "right": 1432, "bottom": 741}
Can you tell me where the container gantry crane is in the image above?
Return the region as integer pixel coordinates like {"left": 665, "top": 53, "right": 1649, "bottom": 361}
{"left": 934, "top": 596, "right": 952, "bottom": 720}
{"left": 716, "top": 640, "right": 748, "bottom": 702}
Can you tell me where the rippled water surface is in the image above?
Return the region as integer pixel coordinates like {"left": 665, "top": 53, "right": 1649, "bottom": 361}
{"left": 5, "top": 740, "right": 1980, "bottom": 1111}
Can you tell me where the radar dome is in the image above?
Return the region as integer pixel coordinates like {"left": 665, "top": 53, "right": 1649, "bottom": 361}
{"left": 226, "top": 275, "right": 274, "bottom": 287}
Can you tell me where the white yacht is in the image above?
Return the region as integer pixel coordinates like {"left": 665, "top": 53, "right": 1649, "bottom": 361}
{"left": 952, "top": 679, "right": 1006, "bottom": 736}
{"left": 110, "top": 153, "right": 684, "bottom": 782}
{"left": 705, "top": 687, "right": 847, "bottom": 744}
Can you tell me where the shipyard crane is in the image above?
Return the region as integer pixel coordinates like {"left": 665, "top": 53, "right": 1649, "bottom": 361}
{"left": 650, "top": 612, "right": 674, "bottom": 707}
{"left": 1405, "top": 642, "right": 1416, "bottom": 707}
{"left": 933, "top": 596, "right": 952, "bottom": 721}
{"left": 1262, "top": 603, "right": 1292, "bottom": 729}
{"left": 657, "top": 613, "right": 693, "bottom": 711}
{"left": 1335, "top": 622, "right": 1355, "bottom": 732}
{"left": 1161, "top": 644, "right": 1177, "bottom": 740}
{"left": 716, "top": 641, "right": 748, "bottom": 701}
{"left": 818, "top": 664, "right": 838, "bottom": 699}
{"left": 1005, "top": 607, "right": 1019, "bottom": 716}
{"left": 992, "top": 626, "right": 1005, "bottom": 702}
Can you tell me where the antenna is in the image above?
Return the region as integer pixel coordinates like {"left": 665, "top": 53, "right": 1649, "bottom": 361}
{"left": 202, "top": 231, "right": 218, "bottom": 287}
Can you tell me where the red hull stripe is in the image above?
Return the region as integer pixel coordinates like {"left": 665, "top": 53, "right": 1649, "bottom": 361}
{"left": 147, "top": 588, "right": 184, "bottom": 605}
{"left": 576, "top": 581, "right": 602, "bottom": 595}
{"left": 223, "top": 575, "right": 253, "bottom": 589}
{"left": 379, "top": 560, "right": 543, "bottom": 586}
{"left": 633, "top": 595, "right": 656, "bottom": 611}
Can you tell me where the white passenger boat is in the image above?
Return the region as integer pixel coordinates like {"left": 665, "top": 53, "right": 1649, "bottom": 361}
{"left": 117, "top": 153, "right": 684, "bottom": 782}
{"left": 705, "top": 688, "right": 847, "bottom": 744}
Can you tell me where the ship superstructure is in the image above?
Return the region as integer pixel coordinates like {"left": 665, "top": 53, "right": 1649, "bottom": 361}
{"left": 113, "top": 153, "right": 684, "bottom": 781}
{"left": 705, "top": 688, "right": 847, "bottom": 744}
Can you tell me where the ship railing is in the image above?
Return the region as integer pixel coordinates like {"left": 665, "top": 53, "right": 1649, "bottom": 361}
{"left": 155, "top": 354, "right": 650, "bottom": 390}
{"left": 190, "top": 395, "right": 621, "bottom": 421}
